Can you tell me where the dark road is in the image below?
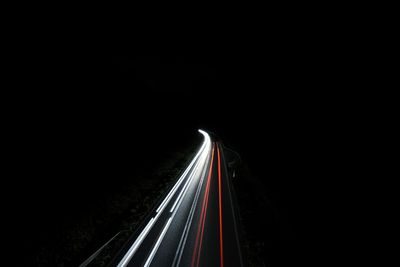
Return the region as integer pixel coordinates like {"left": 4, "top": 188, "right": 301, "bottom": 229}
{"left": 109, "top": 130, "right": 243, "bottom": 267}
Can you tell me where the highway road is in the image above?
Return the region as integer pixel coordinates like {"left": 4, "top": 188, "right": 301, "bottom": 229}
{"left": 109, "top": 130, "right": 243, "bottom": 267}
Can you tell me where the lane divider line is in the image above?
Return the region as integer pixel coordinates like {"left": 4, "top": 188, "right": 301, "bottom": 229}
{"left": 195, "top": 148, "right": 213, "bottom": 267}
{"left": 117, "top": 131, "right": 210, "bottom": 267}
{"left": 191, "top": 143, "right": 215, "bottom": 267}
{"left": 117, "top": 218, "right": 155, "bottom": 267}
{"left": 143, "top": 217, "right": 173, "bottom": 267}
{"left": 170, "top": 150, "right": 206, "bottom": 212}
{"left": 172, "top": 144, "right": 214, "bottom": 267}
{"left": 117, "top": 155, "right": 203, "bottom": 267}
{"left": 156, "top": 140, "right": 207, "bottom": 213}
{"left": 142, "top": 136, "right": 212, "bottom": 266}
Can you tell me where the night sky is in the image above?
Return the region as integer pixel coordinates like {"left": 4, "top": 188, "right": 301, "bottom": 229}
{"left": 5, "top": 49, "right": 351, "bottom": 265}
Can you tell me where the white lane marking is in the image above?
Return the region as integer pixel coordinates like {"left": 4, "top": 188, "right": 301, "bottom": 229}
{"left": 170, "top": 146, "right": 208, "bottom": 214}
{"left": 117, "top": 131, "right": 210, "bottom": 267}
{"left": 117, "top": 218, "right": 155, "bottom": 267}
{"left": 155, "top": 130, "right": 210, "bottom": 213}
{"left": 143, "top": 133, "right": 211, "bottom": 266}
{"left": 172, "top": 145, "right": 211, "bottom": 267}
{"left": 143, "top": 217, "right": 173, "bottom": 267}
{"left": 169, "top": 150, "right": 206, "bottom": 212}
{"left": 169, "top": 132, "right": 210, "bottom": 213}
{"left": 156, "top": 141, "right": 207, "bottom": 213}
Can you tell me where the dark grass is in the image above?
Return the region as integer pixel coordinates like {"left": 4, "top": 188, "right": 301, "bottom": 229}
{"left": 28, "top": 140, "right": 200, "bottom": 267}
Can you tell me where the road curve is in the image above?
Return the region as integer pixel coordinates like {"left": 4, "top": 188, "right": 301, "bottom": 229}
{"left": 109, "top": 130, "right": 243, "bottom": 267}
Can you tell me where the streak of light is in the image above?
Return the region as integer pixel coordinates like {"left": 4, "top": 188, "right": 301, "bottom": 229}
{"left": 170, "top": 143, "right": 209, "bottom": 212}
{"left": 143, "top": 133, "right": 211, "bottom": 266}
{"left": 143, "top": 217, "right": 173, "bottom": 267}
{"left": 192, "top": 143, "right": 215, "bottom": 267}
{"left": 117, "top": 130, "right": 211, "bottom": 267}
{"left": 117, "top": 218, "right": 155, "bottom": 267}
{"left": 172, "top": 144, "right": 214, "bottom": 267}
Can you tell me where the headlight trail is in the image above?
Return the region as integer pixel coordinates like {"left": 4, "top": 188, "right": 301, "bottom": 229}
{"left": 117, "top": 130, "right": 211, "bottom": 267}
{"left": 108, "top": 129, "right": 243, "bottom": 267}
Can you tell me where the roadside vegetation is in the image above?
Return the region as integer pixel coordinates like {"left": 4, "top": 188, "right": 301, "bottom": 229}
{"left": 232, "top": 160, "right": 291, "bottom": 267}
{"left": 34, "top": 143, "right": 198, "bottom": 267}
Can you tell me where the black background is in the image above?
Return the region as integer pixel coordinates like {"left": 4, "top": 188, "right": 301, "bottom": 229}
{"left": 5, "top": 39, "right": 355, "bottom": 265}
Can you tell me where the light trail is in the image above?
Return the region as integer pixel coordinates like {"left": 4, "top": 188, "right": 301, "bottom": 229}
{"left": 116, "top": 218, "right": 155, "bottom": 267}
{"left": 170, "top": 153, "right": 205, "bottom": 212}
{"left": 156, "top": 136, "right": 207, "bottom": 213}
{"left": 142, "top": 132, "right": 211, "bottom": 266}
{"left": 143, "top": 217, "right": 173, "bottom": 267}
{"left": 117, "top": 130, "right": 211, "bottom": 267}
{"left": 171, "top": 144, "right": 214, "bottom": 267}
{"left": 192, "top": 143, "right": 215, "bottom": 267}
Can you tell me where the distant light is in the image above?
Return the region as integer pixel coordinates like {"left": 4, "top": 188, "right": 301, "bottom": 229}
{"left": 198, "top": 129, "right": 207, "bottom": 135}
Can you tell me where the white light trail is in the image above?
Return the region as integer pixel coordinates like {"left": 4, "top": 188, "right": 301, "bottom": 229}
{"left": 170, "top": 133, "right": 211, "bottom": 213}
{"left": 117, "top": 130, "right": 211, "bottom": 267}
{"left": 155, "top": 130, "right": 210, "bottom": 213}
{"left": 169, "top": 145, "right": 208, "bottom": 212}
{"left": 172, "top": 145, "right": 212, "bottom": 267}
{"left": 117, "top": 218, "right": 155, "bottom": 267}
{"left": 156, "top": 141, "right": 206, "bottom": 213}
{"left": 143, "top": 217, "right": 173, "bottom": 267}
{"left": 142, "top": 130, "right": 211, "bottom": 267}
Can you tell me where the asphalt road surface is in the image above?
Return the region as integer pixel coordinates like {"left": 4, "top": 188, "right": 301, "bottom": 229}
{"left": 110, "top": 130, "right": 243, "bottom": 267}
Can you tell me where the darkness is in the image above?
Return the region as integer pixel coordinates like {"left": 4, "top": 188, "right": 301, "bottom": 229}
{"left": 5, "top": 42, "right": 353, "bottom": 266}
